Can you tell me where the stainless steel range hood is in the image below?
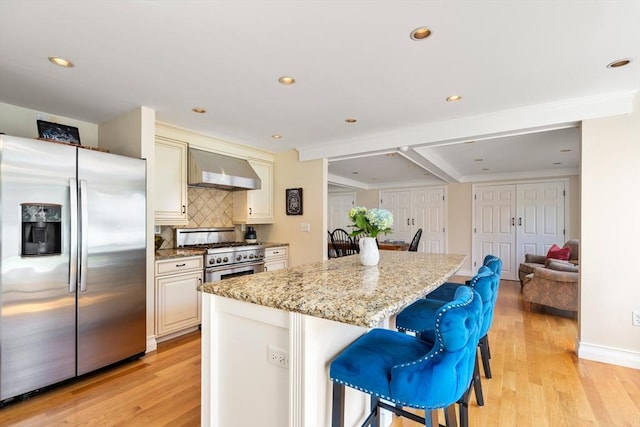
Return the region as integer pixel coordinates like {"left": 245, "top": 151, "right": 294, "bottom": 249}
{"left": 188, "top": 148, "right": 261, "bottom": 191}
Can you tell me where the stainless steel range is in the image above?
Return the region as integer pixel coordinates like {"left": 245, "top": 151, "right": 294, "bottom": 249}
{"left": 175, "top": 227, "right": 265, "bottom": 282}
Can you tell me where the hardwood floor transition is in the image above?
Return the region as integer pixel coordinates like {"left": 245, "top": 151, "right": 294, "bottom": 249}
{"left": 0, "top": 278, "right": 638, "bottom": 426}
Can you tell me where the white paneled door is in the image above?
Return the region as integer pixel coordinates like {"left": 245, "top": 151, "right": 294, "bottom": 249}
{"left": 516, "top": 182, "right": 566, "bottom": 264}
{"left": 474, "top": 181, "right": 566, "bottom": 281}
{"left": 474, "top": 185, "right": 517, "bottom": 280}
{"left": 380, "top": 188, "right": 445, "bottom": 252}
{"left": 380, "top": 190, "right": 412, "bottom": 243}
{"left": 328, "top": 193, "right": 355, "bottom": 232}
{"left": 412, "top": 188, "right": 445, "bottom": 253}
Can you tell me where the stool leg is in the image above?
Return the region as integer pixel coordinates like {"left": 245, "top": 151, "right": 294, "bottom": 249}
{"left": 472, "top": 351, "right": 485, "bottom": 407}
{"left": 444, "top": 404, "right": 458, "bottom": 427}
{"left": 424, "top": 409, "right": 439, "bottom": 427}
{"left": 370, "top": 396, "right": 380, "bottom": 427}
{"left": 331, "top": 382, "right": 345, "bottom": 427}
{"left": 480, "top": 335, "right": 492, "bottom": 378}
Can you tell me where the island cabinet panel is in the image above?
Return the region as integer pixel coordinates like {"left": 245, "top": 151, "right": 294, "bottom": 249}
{"left": 154, "top": 137, "right": 188, "bottom": 225}
{"left": 232, "top": 159, "right": 273, "bottom": 224}
{"left": 201, "top": 296, "right": 370, "bottom": 427}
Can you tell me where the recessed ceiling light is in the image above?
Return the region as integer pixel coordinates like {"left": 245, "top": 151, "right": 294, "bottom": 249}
{"left": 271, "top": 134, "right": 282, "bottom": 139}
{"left": 278, "top": 76, "right": 295, "bottom": 85}
{"left": 465, "top": 141, "right": 475, "bottom": 144}
{"left": 352, "top": 171, "right": 359, "bottom": 175}
{"left": 386, "top": 153, "right": 396, "bottom": 157}
{"left": 560, "top": 149, "right": 571, "bottom": 152}
{"left": 553, "top": 162, "right": 562, "bottom": 165}
{"left": 192, "top": 107, "right": 206, "bottom": 114}
{"left": 446, "top": 95, "right": 462, "bottom": 102}
{"left": 474, "top": 158, "right": 484, "bottom": 162}
{"left": 482, "top": 168, "right": 489, "bottom": 171}
{"left": 607, "top": 58, "right": 632, "bottom": 68}
{"left": 410, "top": 27, "right": 432, "bottom": 41}
{"left": 48, "top": 56, "right": 74, "bottom": 68}
{"left": 345, "top": 118, "right": 357, "bottom": 123}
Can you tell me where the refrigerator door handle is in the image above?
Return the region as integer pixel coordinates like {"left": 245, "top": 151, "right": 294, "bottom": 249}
{"left": 79, "top": 179, "right": 89, "bottom": 292}
{"left": 69, "top": 178, "right": 79, "bottom": 293}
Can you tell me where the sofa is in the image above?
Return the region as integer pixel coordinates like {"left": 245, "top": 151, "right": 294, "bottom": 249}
{"left": 522, "top": 260, "right": 579, "bottom": 314}
{"left": 518, "top": 239, "right": 579, "bottom": 286}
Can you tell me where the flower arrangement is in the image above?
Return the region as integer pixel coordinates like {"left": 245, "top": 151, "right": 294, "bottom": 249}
{"left": 347, "top": 206, "right": 393, "bottom": 238}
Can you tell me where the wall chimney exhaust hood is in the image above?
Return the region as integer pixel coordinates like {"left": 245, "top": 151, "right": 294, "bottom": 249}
{"left": 188, "top": 148, "right": 261, "bottom": 191}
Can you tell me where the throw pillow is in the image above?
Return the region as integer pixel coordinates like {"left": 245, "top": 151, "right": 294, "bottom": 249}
{"left": 546, "top": 244, "right": 571, "bottom": 261}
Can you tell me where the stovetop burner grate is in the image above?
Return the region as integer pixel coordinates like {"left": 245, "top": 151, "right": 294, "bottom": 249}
{"left": 181, "top": 241, "right": 260, "bottom": 249}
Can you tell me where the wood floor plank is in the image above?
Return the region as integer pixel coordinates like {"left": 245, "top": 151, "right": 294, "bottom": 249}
{"left": 1, "top": 279, "right": 639, "bottom": 426}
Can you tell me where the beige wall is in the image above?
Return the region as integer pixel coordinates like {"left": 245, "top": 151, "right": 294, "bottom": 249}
{"left": 446, "top": 184, "right": 474, "bottom": 274}
{"left": 355, "top": 189, "right": 379, "bottom": 208}
{"left": 266, "top": 150, "right": 326, "bottom": 267}
{"left": 0, "top": 102, "right": 99, "bottom": 147}
{"left": 580, "top": 94, "right": 640, "bottom": 363}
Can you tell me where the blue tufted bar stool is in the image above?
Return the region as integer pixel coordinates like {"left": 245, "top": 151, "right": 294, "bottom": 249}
{"left": 427, "top": 255, "right": 502, "bottom": 301}
{"left": 395, "top": 266, "right": 500, "bottom": 427}
{"left": 329, "top": 286, "right": 483, "bottom": 427}
{"left": 425, "top": 256, "right": 502, "bottom": 381}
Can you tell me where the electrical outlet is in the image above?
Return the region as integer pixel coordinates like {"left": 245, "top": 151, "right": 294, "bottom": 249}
{"left": 633, "top": 310, "right": 640, "bottom": 327}
{"left": 268, "top": 345, "right": 289, "bottom": 368}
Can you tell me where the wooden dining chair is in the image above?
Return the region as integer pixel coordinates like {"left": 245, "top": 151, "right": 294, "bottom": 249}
{"left": 408, "top": 228, "right": 422, "bottom": 252}
{"left": 330, "top": 228, "right": 357, "bottom": 257}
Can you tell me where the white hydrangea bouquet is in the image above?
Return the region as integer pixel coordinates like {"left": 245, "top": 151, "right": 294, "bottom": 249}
{"left": 347, "top": 206, "right": 393, "bottom": 238}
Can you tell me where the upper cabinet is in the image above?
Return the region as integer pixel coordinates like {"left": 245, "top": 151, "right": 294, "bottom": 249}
{"left": 233, "top": 158, "right": 274, "bottom": 224}
{"left": 154, "top": 137, "right": 188, "bottom": 225}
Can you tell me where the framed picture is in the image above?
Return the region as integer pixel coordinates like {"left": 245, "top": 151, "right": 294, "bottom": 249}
{"left": 286, "top": 188, "right": 303, "bottom": 215}
{"left": 37, "top": 120, "right": 81, "bottom": 145}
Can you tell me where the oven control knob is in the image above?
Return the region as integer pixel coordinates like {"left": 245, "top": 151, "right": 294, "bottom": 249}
{"left": 216, "top": 257, "right": 222, "bottom": 264}
{"left": 209, "top": 258, "right": 214, "bottom": 265}
{"left": 236, "top": 255, "right": 242, "bottom": 261}
{"left": 249, "top": 254, "right": 254, "bottom": 259}
{"left": 258, "top": 253, "right": 264, "bottom": 258}
{"left": 223, "top": 256, "right": 228, "bottom": 263}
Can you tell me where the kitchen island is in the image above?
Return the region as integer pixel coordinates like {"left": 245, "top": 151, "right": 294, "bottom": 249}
{"left": 199, "top": 252, "right": 465, "bottom": 427}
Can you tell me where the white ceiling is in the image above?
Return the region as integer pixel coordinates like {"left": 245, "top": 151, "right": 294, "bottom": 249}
{"left": 1, "top": 1, "right": 639, "bottom": 188}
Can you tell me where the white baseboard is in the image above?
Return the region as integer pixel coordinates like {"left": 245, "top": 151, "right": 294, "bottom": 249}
{"left": 577, "top": 341, "right": 640, "bottom": 369}
{"left": 146, "top": 335, "right": 157, "bottom": 353}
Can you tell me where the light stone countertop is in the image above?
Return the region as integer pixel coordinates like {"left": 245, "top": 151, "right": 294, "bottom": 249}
{"left": 199, "top": 252, "right": 466, "bottom": 328}
{"left": 155, "top": 248, "right": 206, "bottom": 260}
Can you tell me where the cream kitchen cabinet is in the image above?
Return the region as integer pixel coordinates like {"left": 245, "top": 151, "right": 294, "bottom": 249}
{"left": 155, "top": 256, "right": 203, "bottom": 340}
{"left": 233, "top": 158, "right": 273, "bottom": 224}
{"left": 264, "top": 245, "right": 288, "bottom": 271}
{"left": 154, "top": 137, "right": 188, "bottom": 225}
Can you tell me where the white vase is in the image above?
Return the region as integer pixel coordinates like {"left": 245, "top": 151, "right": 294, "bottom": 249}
{"left": 359, "top": 237, "right": 380, "bottom": 266}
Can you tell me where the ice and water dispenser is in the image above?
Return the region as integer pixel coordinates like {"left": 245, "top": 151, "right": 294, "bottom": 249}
{"left": 21, "top": 203, "right": 62, "bottom": 256}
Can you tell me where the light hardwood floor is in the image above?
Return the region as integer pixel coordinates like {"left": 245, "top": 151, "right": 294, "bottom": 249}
{"left": 0, "top": 279, "right": 639, "bottom": 426}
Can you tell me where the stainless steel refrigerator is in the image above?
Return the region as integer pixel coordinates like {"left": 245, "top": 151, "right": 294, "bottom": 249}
{"left": 0, "top": 135, "right": 146, "bottom": 402}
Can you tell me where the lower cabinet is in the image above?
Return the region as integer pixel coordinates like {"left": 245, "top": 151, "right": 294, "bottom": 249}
{"left": 155, "top": 256, "right": 203, "bottom": 340}
{"left": 264, "top": 246, "right": 288, "bottom": 271}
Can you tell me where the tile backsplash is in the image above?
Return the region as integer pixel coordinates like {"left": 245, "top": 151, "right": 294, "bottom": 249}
{"left": 156, "top": 187, "right": 234, "bottom": 249}
{"left": 187, "top": 187, "right": 233, "bottom": 227}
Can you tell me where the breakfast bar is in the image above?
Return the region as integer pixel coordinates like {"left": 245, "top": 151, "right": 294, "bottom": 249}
{"left": 199, "top": 252, "right": 465, "bottom": 427}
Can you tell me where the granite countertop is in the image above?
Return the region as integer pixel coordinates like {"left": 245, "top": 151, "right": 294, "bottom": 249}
{"left": 199, "top": 252, "right": 465, "bottom": 328}
{"left": 262, "top": 242, "right": 289, "bottom": 248}
{"left": 155, "top": 248, "right": 206, "bottom": 260}
{"left": 155, "top": 242, "right": 289, "bottom": 260}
